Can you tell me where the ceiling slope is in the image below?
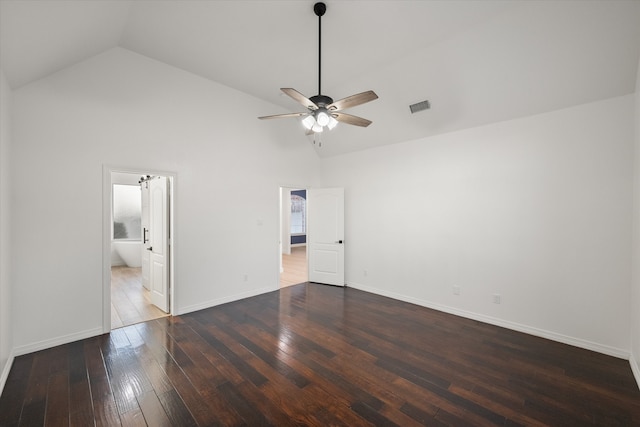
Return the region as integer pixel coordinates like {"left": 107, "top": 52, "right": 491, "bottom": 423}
{"left": 0, "top": 0, "right": 132, "bottom": 89}
{"left": 1, "top": 1, "right": 639, "bottom": 157}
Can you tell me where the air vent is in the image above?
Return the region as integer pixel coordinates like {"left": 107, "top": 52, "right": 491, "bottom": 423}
{"left": 409, "top": 100, "right": 431, "bottom": 114}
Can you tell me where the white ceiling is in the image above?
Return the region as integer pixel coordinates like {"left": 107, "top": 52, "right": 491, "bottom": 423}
{"left": 1, "top": 0, "right": 639, "bottom": 157}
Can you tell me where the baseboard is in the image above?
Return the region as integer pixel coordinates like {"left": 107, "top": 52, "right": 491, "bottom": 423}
{"left": 176, "top": 285, "right": 277, "bottom": 316}
{"left": 347, "top": 282, "right": 629, "bottom": 360}
{"left": 10, "top": 286, "right": 277, "bottom": 358}
{"left": 13, "top": 326, "right": 104, "bottom": 357}
{"left": 0, "top": 350, "right": 15, "bottom": 397}
{"left": 630, "top": 351, "right": 640, "bottom": 390}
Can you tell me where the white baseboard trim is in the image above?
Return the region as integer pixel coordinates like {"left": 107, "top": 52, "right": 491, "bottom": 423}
{"left": 176, "top": 285, "right": 277, "bottom": 316}
{"left": 630, "top": 351, "right": 640, "bottom": 390}
{"left": 9, "top": 285, "right": 278, "bottom": 361}
{"left": 13, "top": 327, "right": 104, "bottom": 357}
{"left": 347, "top": 282, "right": 629, "bottom": 360}
{"left": 0, "top": 350, "right": 15, "bottom": 397}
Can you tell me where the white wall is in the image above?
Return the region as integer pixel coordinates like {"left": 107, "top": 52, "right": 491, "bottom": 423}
{"left": 0, "top": 70, "right": 13, "bottom": 389}
{"left": 632, "top": 58, "right": 640, "bottom": 383}
{"left": 5, "top": 42, "right": 637, "bottom": 384}
{"left": 11, "top": 47, "right": 321, "bottom": 353}
{"left": 321, "top": 95, "right": 635, "bottom": 357}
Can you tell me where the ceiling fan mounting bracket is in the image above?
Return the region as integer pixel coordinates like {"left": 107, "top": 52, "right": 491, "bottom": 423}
{"left": 314, "top": 2, "right": 326, "bottom": 17}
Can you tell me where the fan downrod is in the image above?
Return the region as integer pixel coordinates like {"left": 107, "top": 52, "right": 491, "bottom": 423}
{"left": 314, "top": 2, "right": 326, "bottom": 17}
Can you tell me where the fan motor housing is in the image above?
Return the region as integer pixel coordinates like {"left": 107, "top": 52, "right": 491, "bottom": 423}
{"left": 310, "top": 94, "right": 333, "bottom": 108}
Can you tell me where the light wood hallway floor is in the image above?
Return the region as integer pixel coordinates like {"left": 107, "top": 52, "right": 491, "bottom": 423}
{"left": 111, "top": 266, "right": 168, "bottom": 329}
{"left": 280, "top": 246, "right": 307, "bottom": 287}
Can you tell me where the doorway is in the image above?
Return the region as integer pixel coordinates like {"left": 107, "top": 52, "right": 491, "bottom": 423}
{"left": 280, "top": 187, "right": 308, "bottom": 287}
{"left": 279, "top": 187, "right": 346, "bottom": 287}
{"left": 103, "top": 167, "right": 175, "bottom": 332}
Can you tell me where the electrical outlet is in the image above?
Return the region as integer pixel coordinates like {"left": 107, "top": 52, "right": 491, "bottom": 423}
{"left": 493, "top": 294, "right": 501, "bottom": 304}
{"left": 453, "top": 286, "right": 461, "bottom": 295}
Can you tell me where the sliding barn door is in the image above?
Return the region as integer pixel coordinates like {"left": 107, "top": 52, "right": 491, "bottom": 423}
{"left": 149, "top": 177, "right": 169, "bottom": 312}
{"left": 141, "top": 182, "right": 150, "bottom": 290}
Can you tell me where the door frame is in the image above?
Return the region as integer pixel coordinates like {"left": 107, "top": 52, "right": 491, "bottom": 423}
{"left": 102, "top": 165, "right": 177, "bottom": 333}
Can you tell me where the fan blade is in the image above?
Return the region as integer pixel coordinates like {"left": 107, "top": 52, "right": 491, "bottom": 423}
{"left": 328, "top": 90, "right": 378, "bottom": 111}
{"left": 281, "top": 88, "right": 318, "bottom": 110}
{"left": 333, "top": 112, "right": 372, "bottom": 127}
{"left": 258, "top": 112, "right": 308, "bottom": 120}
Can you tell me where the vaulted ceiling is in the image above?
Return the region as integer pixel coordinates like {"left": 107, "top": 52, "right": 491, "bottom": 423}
{"left": 1, "top": 0, "right": 640, "bottom": 157}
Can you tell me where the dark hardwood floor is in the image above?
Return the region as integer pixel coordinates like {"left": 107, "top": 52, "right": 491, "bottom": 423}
{"left": 1, "top": 283, "right": 639, "bottom": 426}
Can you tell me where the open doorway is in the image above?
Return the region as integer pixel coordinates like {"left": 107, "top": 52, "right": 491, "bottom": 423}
{"left": 280, "top": 187, "right": 308, "bottom": 287}
{"left": 103, "top": 168, "right": 175, "bottom": 332}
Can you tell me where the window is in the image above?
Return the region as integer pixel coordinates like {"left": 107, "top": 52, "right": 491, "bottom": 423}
{"left": 113, "top": 184, "right": 142, "bottom": 240}
{"left": 290, "top": 194, "right": 306, "bottom": 235}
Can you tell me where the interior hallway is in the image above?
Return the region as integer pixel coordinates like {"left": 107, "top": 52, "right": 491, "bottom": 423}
{"left": 280, "top": 246, "right": 307, "bottom": 287}
{"left": 111, "top": 266, "right": 168, "bottom": 329}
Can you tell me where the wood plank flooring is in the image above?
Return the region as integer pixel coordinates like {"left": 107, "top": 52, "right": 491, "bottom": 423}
{"left": 111, "top": 266, "right": 168, "bottom": 329}
{"left": 2, "top": 283, "right": 639, "bottom": 426}
{"left": 280, "top": 246, "right": 307, "bottom": 288}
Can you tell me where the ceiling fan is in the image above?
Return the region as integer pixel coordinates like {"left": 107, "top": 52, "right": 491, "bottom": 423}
{"left": 258, "top": 2, "right": 378, "bottom": 134}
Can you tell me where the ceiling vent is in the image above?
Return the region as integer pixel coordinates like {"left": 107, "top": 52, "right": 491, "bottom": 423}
{"left": 409, "top": 100, "right": 431, "bottom": 114}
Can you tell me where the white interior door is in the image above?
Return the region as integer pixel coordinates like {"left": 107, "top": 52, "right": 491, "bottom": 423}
{"left": 149, "top": 176, "right": 169, "bottom": 312}
{"left": 141, "top": 182, "right": 150, "bottom": 290}
{"left": 307, "top": 188, "right": 344, "bottom": 286}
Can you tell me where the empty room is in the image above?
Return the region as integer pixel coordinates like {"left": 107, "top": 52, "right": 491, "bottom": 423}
{"left": 1, "top": 1, "right": 640, "bottom": 425}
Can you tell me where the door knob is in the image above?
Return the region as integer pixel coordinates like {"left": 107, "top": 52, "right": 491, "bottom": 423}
{"left": 146, "top": 247, "right": 153, "bottom": 251}
{"left": 335, "top": 240, "right": 343, "bottom": 244}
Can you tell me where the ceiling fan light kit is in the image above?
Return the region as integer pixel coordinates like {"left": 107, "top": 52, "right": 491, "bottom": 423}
{"left": 258, "top": 2, "right": 378, "bottom": 136}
